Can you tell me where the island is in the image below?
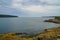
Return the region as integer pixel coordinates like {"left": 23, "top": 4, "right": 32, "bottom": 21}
{"left": 44, "top": 16, "right": 60, "bottom": 24}
{"left": 0, "top": 14, "right": 18, "bottom": 17}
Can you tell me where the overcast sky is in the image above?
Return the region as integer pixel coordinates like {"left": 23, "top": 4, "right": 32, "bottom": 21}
{"left": 0, "top": 0, "right": 60, "bottom": 17}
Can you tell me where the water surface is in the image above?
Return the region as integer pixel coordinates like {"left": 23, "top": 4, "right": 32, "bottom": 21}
{"left": 0, "top": 17, "right": 60, "bottom": 34}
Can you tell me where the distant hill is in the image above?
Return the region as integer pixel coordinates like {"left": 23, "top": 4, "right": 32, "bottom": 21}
{"left": 0, "top": 14, "right": 18, "bottom": 17}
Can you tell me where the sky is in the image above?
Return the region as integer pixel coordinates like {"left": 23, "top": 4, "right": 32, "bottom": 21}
{"left": 0, "top": 0, "right": 60, "bottom": 17}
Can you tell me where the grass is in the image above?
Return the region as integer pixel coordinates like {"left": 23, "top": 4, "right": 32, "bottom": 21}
{"left": 55, "top": 16, "right": 60, "bottom": 20}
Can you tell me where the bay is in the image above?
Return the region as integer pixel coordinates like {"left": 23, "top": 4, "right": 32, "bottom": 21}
{"left": 0, "top": 17, "right": 60, "bottom": 34}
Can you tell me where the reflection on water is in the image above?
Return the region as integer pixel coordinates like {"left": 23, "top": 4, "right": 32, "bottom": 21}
{"left": 0, "top": 17, "right": 60, "bottom": 34}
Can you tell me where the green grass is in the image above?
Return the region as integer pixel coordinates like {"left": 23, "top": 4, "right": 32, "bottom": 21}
{"left": 55, "top": 16, "right": 60, "bottom": 20}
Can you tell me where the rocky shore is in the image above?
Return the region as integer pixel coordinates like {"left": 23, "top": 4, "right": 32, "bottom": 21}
{"left": 44, "top": 16, "right": 60, "bottom": 24}
{"left": 0, "top": 27, "right": 60, "bottom": 40}
{"left": 34, "top": 27, "right": 60, "bottom": 40}
{"left": 44, "top": 19, "right": 60, "bottom": 24}
{"left": 0, "top": 32, "right": 33, "bottom": 40}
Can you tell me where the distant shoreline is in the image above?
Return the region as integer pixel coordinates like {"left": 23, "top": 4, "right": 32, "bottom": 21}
{"left": 0, "top": 14, "right": 18, "bottom": 17}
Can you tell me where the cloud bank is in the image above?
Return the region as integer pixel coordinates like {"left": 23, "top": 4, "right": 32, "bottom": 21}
{"left": 0, "top": 0, "right": 60, "bottom": 17}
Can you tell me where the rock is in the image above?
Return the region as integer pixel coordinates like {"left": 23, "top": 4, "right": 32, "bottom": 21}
{"left": 44, "top": 19, "right": 60, "bottom": 24}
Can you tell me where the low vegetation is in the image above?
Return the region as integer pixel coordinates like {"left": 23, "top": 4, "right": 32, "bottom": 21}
{"left": 34, "top": 27, "right": 60, "bottom": 40}
{"left": 55, "top": 16, "right": 60, "bottom": 20}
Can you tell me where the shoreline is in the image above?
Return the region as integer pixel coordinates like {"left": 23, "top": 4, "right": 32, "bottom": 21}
{"left": 44, "top": 16, "right": 60, "bottom": 24}
{"left": 0, "top": 27, "right": 60, "bottom": 40}
{"left": 44, "top": 19, "right": 60, "bottom": 24}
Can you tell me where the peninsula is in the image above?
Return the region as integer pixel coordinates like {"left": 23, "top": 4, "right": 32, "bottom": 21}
{"left": 0, "top": 14, "right": 18, "bottom": 17}
{"left": 44, "top": 16, "right": 60, "bottom": 24}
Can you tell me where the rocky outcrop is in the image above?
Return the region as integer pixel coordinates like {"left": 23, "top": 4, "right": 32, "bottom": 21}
{"left": 34, "top": 27, "right": 60, "bottom": 40}
{"left": 44, "top": 19, "right": 60, "bottom": 24}
{"left": 44, "top": 16, "right": 60, "bottom": 24}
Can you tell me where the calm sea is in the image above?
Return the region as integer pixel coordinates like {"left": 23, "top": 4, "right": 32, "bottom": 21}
{"left": 0, "top": 17, "right": 60, "bottom": 34}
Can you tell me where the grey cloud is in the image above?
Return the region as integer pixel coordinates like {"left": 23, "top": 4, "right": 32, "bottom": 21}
{"left": 0, "top": 0, "right": 12, "bottom": 7}
{"left": 17, "top": 0, "right": 41, "bottom": 6}
{"left": 17, "top": 0, "right": 60, "bottom": 6}
{"left": 39, "top": 0, "right": 60, "bottom": 6}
